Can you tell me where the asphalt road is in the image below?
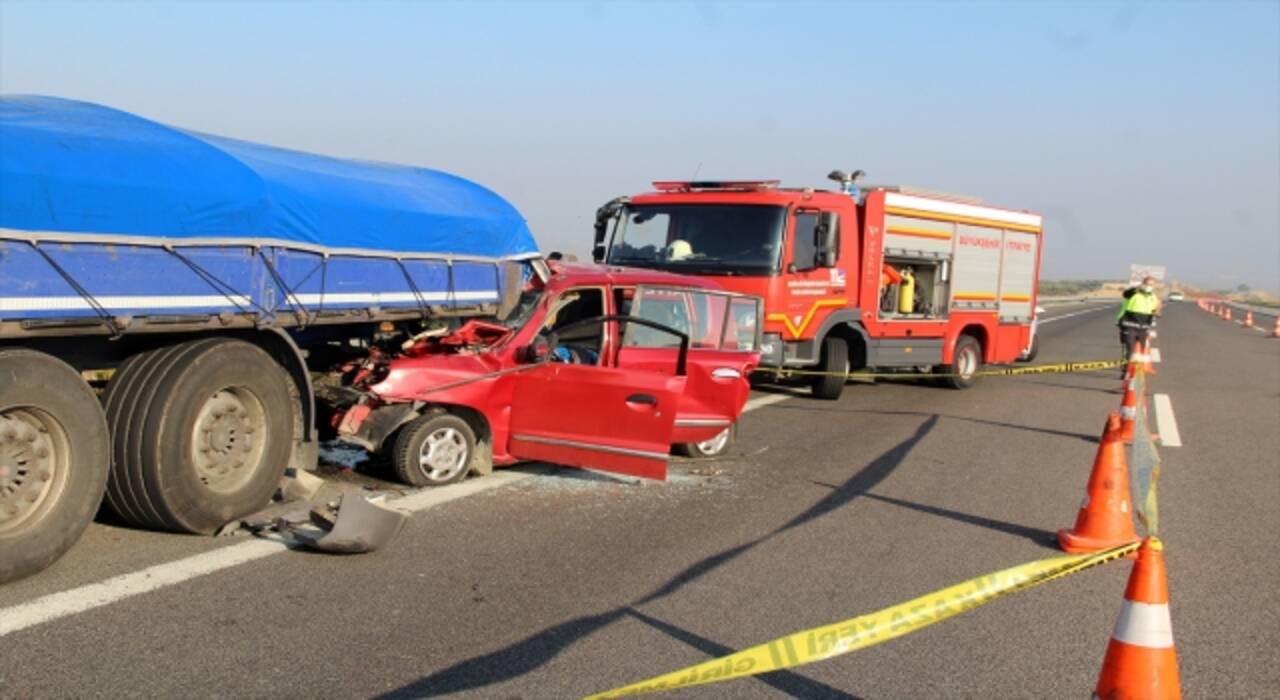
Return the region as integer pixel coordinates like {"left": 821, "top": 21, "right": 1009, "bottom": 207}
{"left": 2, "top": 301, "right": 1277, "bottom": 699}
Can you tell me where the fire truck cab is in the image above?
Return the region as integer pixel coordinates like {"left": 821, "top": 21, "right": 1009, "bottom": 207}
{"left": 594, "top": 173, "right": 1043, "bottom": 400}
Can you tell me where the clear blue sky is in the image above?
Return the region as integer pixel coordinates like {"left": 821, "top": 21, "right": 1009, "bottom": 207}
{"left": 2, "top": 0, "right": 1277, "bottom": 292}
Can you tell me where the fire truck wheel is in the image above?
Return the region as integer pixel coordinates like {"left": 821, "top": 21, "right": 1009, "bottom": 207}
{"left": 942, "top": 335, "right": 983, "bottom": 389}
{"left": 811, "top": 336, "right": 848, "bottom": 400}
{"left": 1018, "top": 335, "right": 1040, "bottom": 363}
{"left": 392, "top": 411, "right": 476, "bottom": 487}
{"left": 675, "top": 424, "right": 736, "bottom": 458}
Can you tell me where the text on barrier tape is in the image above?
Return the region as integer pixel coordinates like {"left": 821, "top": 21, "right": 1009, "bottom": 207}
{"left": 585, "top": 541, "right": 1139, "bottom": 699}
{"left": 757, "top": 359, "right": 1125, "bottom": 381}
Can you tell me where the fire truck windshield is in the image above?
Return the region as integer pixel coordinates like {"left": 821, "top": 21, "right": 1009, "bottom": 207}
{"left": 606, "top": 204, "right": 784, "bottom": 275}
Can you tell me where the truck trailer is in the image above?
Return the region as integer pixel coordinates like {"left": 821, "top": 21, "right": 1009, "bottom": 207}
{"left": 0, "top": 96, "right": 544, "bottom": 582}
{"left": 593, "top": 172, "right": 1044, "bottom": 399}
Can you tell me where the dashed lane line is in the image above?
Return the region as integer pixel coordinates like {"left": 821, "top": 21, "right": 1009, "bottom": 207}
{"left": 1, "top": 388, "right": 795, "bottom": 637}
{"left": 1037, "top": 305, "right": 1112, "bottom": 324}
{"left": 1152, "top": 394, "right": 1183, "bottom": 448}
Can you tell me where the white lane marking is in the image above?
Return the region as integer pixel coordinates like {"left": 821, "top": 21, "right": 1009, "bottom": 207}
{"left": 3, "top": 390, "right": 796, "bottom": 636}
{"left": 1151, "top": 348, "right": 1161, "bottom": 363}
{"left": 744, "top": 393, "right": 792, "bottom": 412}
{"left": 1152, "top": 394, "right": 1182, "bottom": 447}
{"left": 1037, "top": 305, "right": 1112, "bottom": 324}
{"left": 0, "top": 469, "right": 537, "bottom": 638}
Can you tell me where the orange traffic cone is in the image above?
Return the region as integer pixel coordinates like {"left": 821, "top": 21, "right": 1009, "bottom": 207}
{"left": 1243, "top": 311, "right": 1254, "bottom": 328}
{"left": 1118, "top": 372, "right": 1140, "bottom": 442}
{"left": 1093, "top": 537, "right": 1182, "bottom": 699}
{"left": 1225, "top": 308, "right": 1233, "bottom": 321}
{"left": 1058, "top": 413, "right": 1139, "bottom": 554}
{"left": 1142, "top": 339, "right": 1156, "bottom": 375}
{"left": 1273, "top": 315, "right": 1280, "bottom": 338}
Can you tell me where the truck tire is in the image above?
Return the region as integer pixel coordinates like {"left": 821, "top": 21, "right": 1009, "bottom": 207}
{"left": 103, "top": 338, "right": 293, "bottom": 533}
{"left": 811, "top": 336, "right": 848, "bottom": 400}
{"left": 1018, "top": 335, "right": 1040, "bottom": 363}
{"left": 675, "top": 424, "right": 736, "bottom": 458}
{"left": 942, "top": 335, "right": 983, "bottom": 390}
{"left": 392, "top": 410, "right": 476, "bottom": 487}
{"left": 0, "top": 349, "right": 110, "bottom": 583}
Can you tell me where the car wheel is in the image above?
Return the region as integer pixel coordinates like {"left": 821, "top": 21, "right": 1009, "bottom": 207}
{"left": 675, "top": 424, "right": 736, "bottom": 458}
{"left": 392, "top": 411, "right": 476, "bottom": 487}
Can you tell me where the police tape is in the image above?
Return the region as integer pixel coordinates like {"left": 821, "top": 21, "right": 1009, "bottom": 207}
{"left": 756, "top": 359, "right": 1124, "bottom": 381}
{"left": 584, "top": 540, "right": 1139, "bottom": 699}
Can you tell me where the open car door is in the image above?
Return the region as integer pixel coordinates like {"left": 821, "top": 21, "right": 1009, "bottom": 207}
{"left": 508, "top": 316, "right": 690, "bottom": 480}
{"left": 616, "top": 287, "right": 763, "bottom": 444}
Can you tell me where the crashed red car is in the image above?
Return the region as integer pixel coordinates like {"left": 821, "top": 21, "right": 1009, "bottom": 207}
{"left": 320, "top": 261, "right": 763, "bottom": 486}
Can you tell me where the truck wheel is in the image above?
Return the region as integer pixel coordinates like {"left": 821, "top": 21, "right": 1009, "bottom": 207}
{"left": 942, "top": 335, "right": 983, "bottom": 389}
{"left": 104, "top": 338, "right": 293, "bottom": 533}
{"left": 0, "top": 349, "right": 110, "bottom": 583}
{"left": 1018, "top": 335, "right": 1040, "bottom": 363}
{"left": 392, "top": 410, "right": 476, "bottom": 487}
{"left": 811, "top": 336, "right": 848, "bottom": 400}
{"left": 675, "top": 424, "right": 736, "bottom": 458}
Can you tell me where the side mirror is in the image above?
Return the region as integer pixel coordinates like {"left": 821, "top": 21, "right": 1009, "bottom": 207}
{"left": 593, "top": 196, "right": 628, "bottom": 263}
{"left": 523, "top": 335, "right": 551, "bottom": 363}
{"left": 816, "top": 211, "right": 839, "bottom": 267}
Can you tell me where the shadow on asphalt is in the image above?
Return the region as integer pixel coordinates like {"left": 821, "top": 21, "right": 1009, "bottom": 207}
{"left": 766, "top": 406, "right": 1098, "bottom": 444}
{"left": 374, "top": 416, "right": 939, "bottom": 699}
{"left": 858, "top": 491, "right": 1058, "bottom": 550}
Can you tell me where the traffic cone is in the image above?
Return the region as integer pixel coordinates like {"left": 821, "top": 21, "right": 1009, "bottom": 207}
{"left": 1142, "top": 339, "right": 1156, "bottom": 375}
{"left": 1225, "top": 308, "right": 1232, "bottom": 322}
{"left": 1244, "top": 311, "right": 1254, "bottom": 328}
{"left": 1118, "top": 372, "right": 1140, "bottom": 442}
{"left": 1272, "top": 315, "right": 1280, "bottom": 338}
{"left": 1058, "top": 413, "right": 1139, "bottom": 554}
{"left": 1093, "top": 537, "right": 1182, "bottom": 699}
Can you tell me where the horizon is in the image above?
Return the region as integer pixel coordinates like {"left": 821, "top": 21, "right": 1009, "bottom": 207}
{"left": 2, "top": 0, "right": 1277, "bottom": 293}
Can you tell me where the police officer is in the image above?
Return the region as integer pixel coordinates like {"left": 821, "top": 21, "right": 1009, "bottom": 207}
{"left": 1117, "top": 276, "right": 1161, "bottom": 367}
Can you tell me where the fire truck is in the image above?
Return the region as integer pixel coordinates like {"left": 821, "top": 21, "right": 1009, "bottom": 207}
{"left": 593, "top": 171, "right": 1044, "bottom": 400}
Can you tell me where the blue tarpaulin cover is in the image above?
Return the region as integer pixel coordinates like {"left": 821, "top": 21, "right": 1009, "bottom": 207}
{"left": 0, "top": 95, "right": 537, "bottom": 259}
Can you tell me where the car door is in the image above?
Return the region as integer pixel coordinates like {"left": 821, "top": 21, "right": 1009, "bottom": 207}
{"left": 616, "top": 286, "right": 762, "bottom": 444}
{"left": 507, "top": 328, "right": 686, "bottom": 481}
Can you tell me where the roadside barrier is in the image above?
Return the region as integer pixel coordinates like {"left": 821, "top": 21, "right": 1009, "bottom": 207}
{"left": 1058, "top": 413, "right": 1139, "bottom": 555}
{"left": 755, "top": 359, "right": 1124, "bottom": 382}
{"left": 585, "top": 541, "right": 1140, "bottom": 699}
{"left": 1094, "top": 537, "right": 1182, "bottom": 699}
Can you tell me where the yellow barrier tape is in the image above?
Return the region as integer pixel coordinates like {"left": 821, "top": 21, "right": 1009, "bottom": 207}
{"left": 756, "top": 359, "right": 1124, "bottom": 381}
{"left": 586, "top": 540, "right": 1139, "bottom": 699}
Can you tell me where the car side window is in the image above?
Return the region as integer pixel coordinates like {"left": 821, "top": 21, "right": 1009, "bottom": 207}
{"left": 543, "top": 288, "right": 605, "bottom": 364}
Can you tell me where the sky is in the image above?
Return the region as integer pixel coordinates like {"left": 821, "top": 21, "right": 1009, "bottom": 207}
{"left": 2, "top": 0, "right": 1277, "bottom": 292}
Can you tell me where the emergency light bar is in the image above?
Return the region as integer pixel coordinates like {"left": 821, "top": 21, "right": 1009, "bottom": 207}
{"left": 652, "top": 180, "right": 780, "bottom": 192}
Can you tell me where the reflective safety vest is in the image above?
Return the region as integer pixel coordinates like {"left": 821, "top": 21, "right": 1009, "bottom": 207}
{"left": 1117, "top": 290, "right": 1160, "bottom": 320}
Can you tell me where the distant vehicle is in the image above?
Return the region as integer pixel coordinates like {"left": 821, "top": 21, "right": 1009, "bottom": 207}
{"left": 320, "top": 261, "right": 764, "bottom": 486}
{"left": 593, "top": 174, "right": 1044, "bottom": 399}
{"left": 1167, "top": 291, "right": 1185, "bottom": 301}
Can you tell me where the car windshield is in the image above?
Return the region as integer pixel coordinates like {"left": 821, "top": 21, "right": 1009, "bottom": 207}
{"left": 606, "top": 204, "right": 785, "bottom": 275}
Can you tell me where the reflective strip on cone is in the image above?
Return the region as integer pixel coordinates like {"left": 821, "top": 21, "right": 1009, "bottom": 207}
{"left": 1112, "top": 601, "right": 1174, "bottom": 648}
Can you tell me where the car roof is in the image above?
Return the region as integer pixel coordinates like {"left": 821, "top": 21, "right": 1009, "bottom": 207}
{"left": 546, "top": 261, "right": 726, "bottom": 292}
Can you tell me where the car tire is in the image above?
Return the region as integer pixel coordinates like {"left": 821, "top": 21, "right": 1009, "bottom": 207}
{"left": 104, "top": 338, "right": 294, "bottom": 533}
{"left": 392, "top": 411, "right": 476, "bottom": 487}
{"left": 941, "top": 335, "right": 983, "bottom": 390}
{"left": 810, "top": 336, "right": 848, "bottom": 401}
{"left": 675, "top": 424, "right": 736, "bottom": 458}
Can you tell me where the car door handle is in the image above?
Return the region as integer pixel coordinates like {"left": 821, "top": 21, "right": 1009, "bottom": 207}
{"left": 625, "top": 393, "right": 658, "bottom": 406}
{"left": 711, "top": 367, "right": 742, "bottom": 380}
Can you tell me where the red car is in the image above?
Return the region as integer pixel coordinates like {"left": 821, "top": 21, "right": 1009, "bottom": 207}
{"left": 322, "top": 261, "right": 762, "bottom": 486}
